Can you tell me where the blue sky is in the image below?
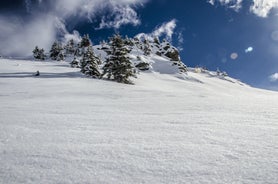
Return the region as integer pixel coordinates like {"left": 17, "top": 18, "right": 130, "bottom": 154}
{"left": 1, "top": 0, "right": 278, "bottom": 90}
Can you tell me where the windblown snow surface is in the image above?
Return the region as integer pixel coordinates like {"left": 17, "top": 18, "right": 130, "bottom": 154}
{"left": 0, "top": 57, "right": 278, "bottom": 184}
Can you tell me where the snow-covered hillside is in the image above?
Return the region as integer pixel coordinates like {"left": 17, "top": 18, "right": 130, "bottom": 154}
{"left": 1, "top": 57, "right": 278, "bottom": 184}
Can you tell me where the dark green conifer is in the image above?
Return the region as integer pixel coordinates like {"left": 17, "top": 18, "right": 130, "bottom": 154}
{"left": 143, "top": 39, "right": 151, "bottom": 56}
{"left": 65, "top": 39, "right": 76, "bottom": 55}
{"left": 50, "top": 41, "right": 63, "bottom": 60}
{"left": 102, "top": 34, "right": 136, "bottom": 84}
{"left": 80, "top": 46, "right": 101, "bottom": 78}
{"left": 80, "top": 34, "right": 91, "bottom": 48}
{"left": 70, "top": 57, "right": 79, "bottom": 68}
{"left": 33, "top": 46, "right": 46, "bottom": 60}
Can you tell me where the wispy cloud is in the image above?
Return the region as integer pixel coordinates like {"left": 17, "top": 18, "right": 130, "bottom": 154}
{"left": 0, "top": 0, "right": 148, "bottom": 56}
{"left": 269, "top": 73, "right": 278, "bottom": 82}
{"left": 208, "top": 0, "right": 243, "bottom": 11}
{"left": 135, "top": 19, "right": 185, "bottom": 50}
{"left": 135, "top": 19, "right": 177, "bottom": 42}
{"left": 97, "top": 5, "right": 141, "bottom": 29}
{"left": 153, "top": 19, "right": 177, "bottom": 40}
{"left": 208, "top": 0, "right": 215, "bottom": 5}
{"left": 177, "top": 31, "right": 184, "bottom": 51}
{"left": 208, "top": 0, "right": 278, "bottom": 17}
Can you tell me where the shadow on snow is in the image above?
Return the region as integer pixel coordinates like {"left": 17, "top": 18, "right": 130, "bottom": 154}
{"left": 0, "top": 72, "right": 84, "bottom": 78}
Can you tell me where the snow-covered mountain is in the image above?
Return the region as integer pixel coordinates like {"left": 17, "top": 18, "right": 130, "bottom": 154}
{"left": 0, "top": 44, "right": 278, "bottom": 183}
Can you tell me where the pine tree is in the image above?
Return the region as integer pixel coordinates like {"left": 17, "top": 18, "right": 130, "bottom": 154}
{"left": 33, "top": 46, "right": 45, "bottom": 60}
{"left": 57, "top": 51, "right": 65, "bottom": 61}
{"left": 80, "top": 46, "right": 101, "bottom": 78}
{"left": 50, "top": 41, "right": 63, "bottom": 60}
{"left": 70, "top": 57, "right": 80, "bottom": 68}
{"left": 153, "top": 36, "right": 160, "bottom": 45}
{"left": 74, "top": 43, "right": 82, "bottom": 57}
{"left": 80, "top": 34, "right": 91, "bottom": 48}
{"left": 102, "top": 34, "right": 136, "bottom": 84}
{"left": 33, "top": 46, "right": 40, "bottom": 59}
{"left": 65, "top": 39, "right": 76, "bottom": 55}
{"left": 143, "top": 39, "right": 151, "bottom": 56}
{"left": 39, "top": 49, "right": 46, "bottom": 60}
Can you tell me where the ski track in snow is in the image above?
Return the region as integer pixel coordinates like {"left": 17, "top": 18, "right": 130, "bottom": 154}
{"left": 0, "top": 59, "right": 278, "bottom": 184}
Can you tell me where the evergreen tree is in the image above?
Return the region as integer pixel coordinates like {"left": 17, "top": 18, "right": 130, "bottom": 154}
{"left": 65, "top": 39, "right": 76, "bottom": 55}
{"left": 124, "top": 36, "right": 134, "bottom": 46}
{"left": 153, "top": 36, "right": 160, "bottom": 45}
{"left": 80, "top": 46, "right": 101, "bottom": 78}
{"left": 33, "top": 46, "right": 45, "bottom": 60}
{"left": 70, "top": 57, "right": 80, "bottom": 68}
{"left": 102, "top": 34, "right": 136, "bottom": 84}
{"left": 50, "top": 41, "right": 63, "bottom": 60}
{"left": 74, "top": 43, "right": 82, "bottom": 57}
{"left": 80, "top": 34, "right": 91, "bottom": 48}
{"left": 57, "top": 51, "right": 65, "bottom": 61}
{"left": 33, "top": 46, "right": 40, "bottom": 59}
{"left": 39, "top": 49, "right": 46, "bottom": 60}
{"left": 143, "top": 39, "right": 151, "bottom": 56}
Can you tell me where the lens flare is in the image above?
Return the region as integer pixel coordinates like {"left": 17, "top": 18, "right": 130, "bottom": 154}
{"left": 245, "top": 47, "right": 253, "bottom": 53}
{"left": 271, "top": 31, "right": 278, "bottom": 41}
{"left": 230, "top": 52, "right": 238, "bottom": 60}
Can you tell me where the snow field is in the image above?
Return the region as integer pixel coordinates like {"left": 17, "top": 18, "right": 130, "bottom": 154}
{"left": 0, "top": 59, "right": 278, "bottom": 183}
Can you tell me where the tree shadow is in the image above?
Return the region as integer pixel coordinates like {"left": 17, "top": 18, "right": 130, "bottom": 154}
{"left": 0, "top": 72, "right": 84, "bottom": 79}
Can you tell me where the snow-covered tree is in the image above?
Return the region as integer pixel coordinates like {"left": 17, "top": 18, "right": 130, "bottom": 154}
{"left": 135, "top": 62, "right": 150, "bottom": 71}
{"left": 102, "top": 34, "right": 136, "bottom": 84}
{"left": 33, "top": 46, "right": 46, "bottom": 60}
{"left": 70, "top": 57, "right": 80, "bottom": 68}
{"left": 65, "top": 39, "right": 76, "bottom": 56}
{"left": 143, "top": 39, "right": 151, "bottom": 56}
{"left": 80, "top": 34, "right": 91, "bottom": 48}
{"left": 74, "top": 43, "right": 82, "bottom": 57}
{"left": 50, "top": 41, "right": 63, "bottom": 60}
{"left": 124, "top": 36, "right": 134, "bottom": 47}
{"left": 80, "top": 46, "right": 101, "bottom": 78}
{"left": 153, "top": 36, "right": 160, "bottom": 45}
{"left": 57, "top": 51, "right": 65, "bottom": 61}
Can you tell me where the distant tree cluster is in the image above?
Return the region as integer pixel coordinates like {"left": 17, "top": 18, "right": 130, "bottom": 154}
{"left": 32, "top": 34, "right": 138, "bottom": 84}
{"left": 32, "top": 33, "right": 188, "bottom": 84}
{"left": 132, "top": 35, "right": 187, "bottom": 73}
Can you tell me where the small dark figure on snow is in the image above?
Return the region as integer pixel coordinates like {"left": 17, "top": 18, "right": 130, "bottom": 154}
{"left": 34, "top": 70, "right": 40, "bottom": 76}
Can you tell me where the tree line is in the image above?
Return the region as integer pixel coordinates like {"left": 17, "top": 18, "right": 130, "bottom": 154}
{"left": 33, "top": 34, "right": 187, "bottom": 84}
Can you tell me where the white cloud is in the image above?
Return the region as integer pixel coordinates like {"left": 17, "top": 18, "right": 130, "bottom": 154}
{"left": 177, "top": 32, "right": 184, "bottom": 51}
{"left": 153, "top": 19, "right": 177, "bottom": 41}
{"left": 0, "top": 15, "right": 56, "bottom": 56}
{"left": 269, "top": 73, "right": 278, "bottom": 82}
{"left": 48, "top": 0, "right": 146, "bottom": 24}
{"left": 250, "top": 0, "right": 278, "bottom": 18}
{"left": 135, "top": 19, "right": 177, "bottom": 42}
{"left": 0, "top": 0, "right": 148, "bottom": 56}
{"left": 209, "top": 0, "right": 243, "bottom": 11}
{"left": 64, "top": 31, "right": 81, "bottom": 44}
{"left": 97, "top": 5, "right": 141, "bottom": 29}
{"left": 208, "top": 0, "right": 278, "bottom": 17}
{"left": 208, "top": 0, "right": 215, "bottom": 5}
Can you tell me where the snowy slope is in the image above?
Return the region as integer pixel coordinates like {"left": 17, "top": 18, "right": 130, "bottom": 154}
{"left": 1, "top": 58, "right": 278, "bottom": 184}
